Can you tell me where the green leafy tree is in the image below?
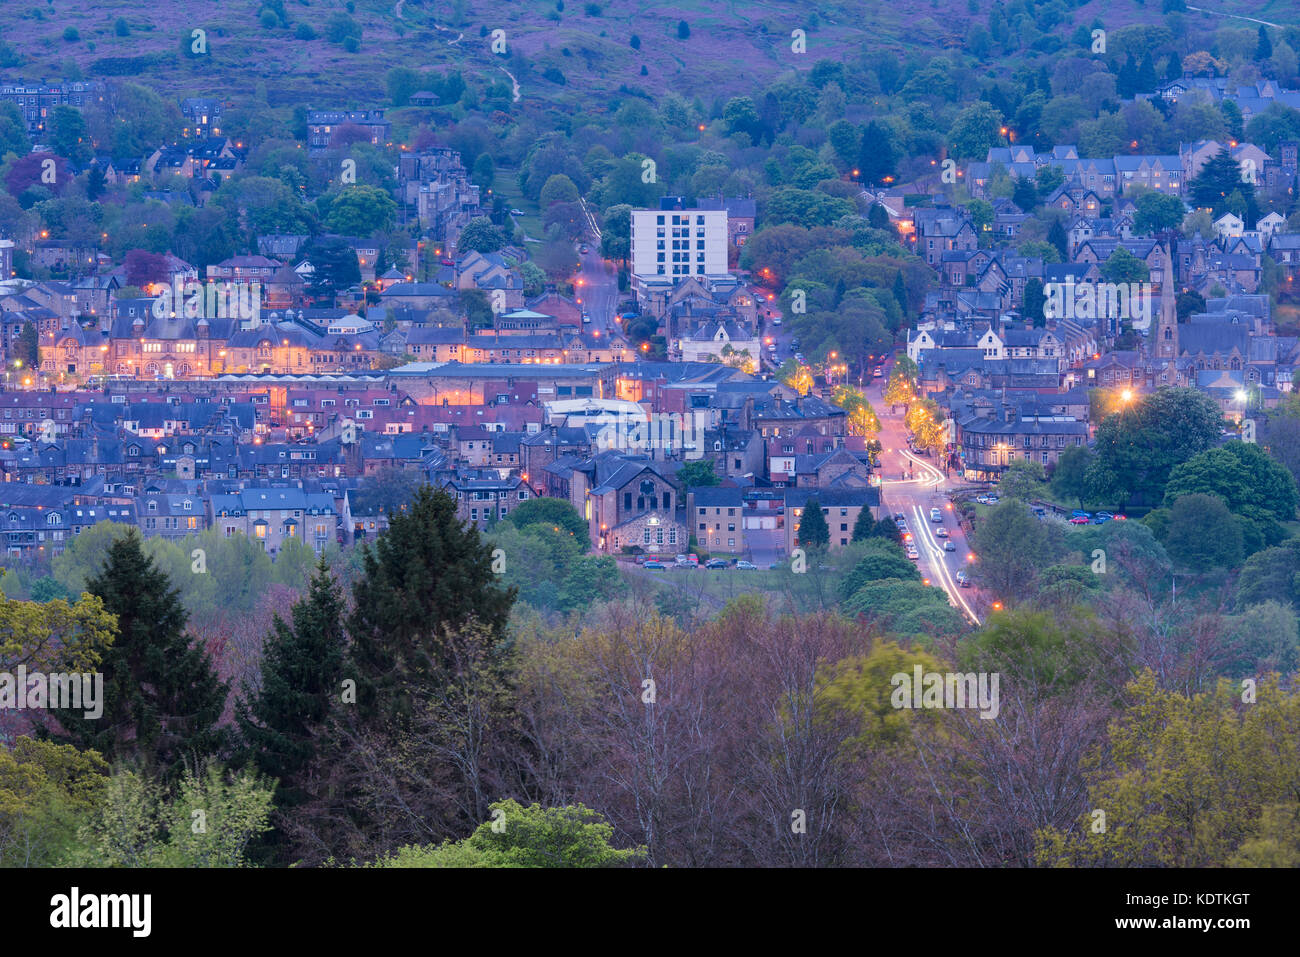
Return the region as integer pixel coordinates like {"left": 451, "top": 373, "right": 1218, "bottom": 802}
{"left": 1049, "top": 445, "right": 1095, "bottom": 509}
{"left": 1163, "top": 492, "right": 1245, "bottom": 572}
{"left": 372, "top": 800, "right": 645, "bottom": 867}
{"left": 1133, "top": 191, "right": 1187, "bottom": 235}
{"left": 504, "top": 497, "right": 588, "bottom": 540}
{"left": 323, "top": 185, "right": 397, "bottom": 235}
{"left": 301, "top": 236, "right": 361, "bottom": 306}
{"left": 971, "top": 498, "right": 1060, "bottom": 603}
{"left": 1088, "top": 387, "right": 1223, "bottom": 508}
{"left": 947, "top": 102, "right": 1003, "bottom": 160}
{"left": 0, "top": 739, "right": 107, "bottom": 867}
{"left": 1162, "top": 442, "right": 1298, "bottom": 553}
{"left": 1037, "top": 673, "right": 1300, "bottom": 867}
{"left": 458, "top": 216, "right": 506, "bottom": 254}
{"left": 998, "top": 458, "right": 1047, "bottom": 501}
{"left": 676, "top": 459, "right": 720, "bottom": 490}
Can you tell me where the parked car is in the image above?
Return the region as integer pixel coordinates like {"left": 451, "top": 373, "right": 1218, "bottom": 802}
{"left": 935, "top": 526, "right": 949, "bottom": 538}
{"left": 943, "top": 540, "right": 957, "bottom": 551}
{"left": 771, "top": 317, "right": 782, "bottom": 326}
{"left": 1112, "top": 513, "right": 1128, "bottom": 521}
{"left": 579, "top": 245, "right": 590, "bottom": 254}
{"left": 643, "top": 560, "right": 667, "bottom": 569}
{"left": 510, "top": 208, "right": 525, "bottom": 215}
{"left": 1071, "top": 510, "right": 1091, "bottom": 519}
{"left": 976, "top": 495, "right": 991, "bottom": 505}
{"left": 704, "top": 559, "right": 728, "bottom": 569}
{"left": 1091, "top": 514, "right": 1110, "bottom": 525}
{"left": 986, "top": 495, "right": 999, "bottom": 504}
{"left": 735, "top": 560, "right": 758, "bottom": 570}
{"left": 1068, "top": 516, "right": 1091, "bottom": 525}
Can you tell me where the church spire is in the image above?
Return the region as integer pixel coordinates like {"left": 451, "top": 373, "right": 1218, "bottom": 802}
{"left": 1155, "top": 241, "right": 1178, "bottom": 360}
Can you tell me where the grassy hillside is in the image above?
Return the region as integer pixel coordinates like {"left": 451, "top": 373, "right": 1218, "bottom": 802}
{"left": 4, "top": 0, "right": 1298, "bottom": 113}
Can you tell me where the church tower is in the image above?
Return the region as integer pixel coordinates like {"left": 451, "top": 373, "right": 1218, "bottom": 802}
{"left": 1155, "top": 242, "right": 1178, "bottom": 360}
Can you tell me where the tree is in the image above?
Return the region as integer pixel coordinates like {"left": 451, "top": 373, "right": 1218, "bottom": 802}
{"left": 0, "top": 739, "right": 107, "bottom": 868}
{"left": 346, "top": 485, "right": 516, "bottom": 724}
{"left": 1047, "top": 218, "right": 1069, "bottom": 261}
{"left": 1022, "top": 277, "right": 1047, "bottom": 326}
{"left": 301, "top": 236, "right": 361, "bottom": 306}
{"left": 1189, "top": 147, "right": 1254, "bottom": 216}
{"left": 46, "top": 106, "right": 91, "bottom": 165}
{"left": 46, "top": 531, "right": 229, "bottom": 780}
{"left": 677, "top": 20, "right": 690, "bottom": 40}
{"left": 15, "top": 322, "right": 39, "bottom": 372}
{"left": 72, "top": 764, "right": 274, "bottom": 867}
{"left": 675, "top": 459, "right": 720, "bottom": 490}
{"left": 600, "top": 204, "right": 632, "bottom": 265}
{"left": 797, "top": 500, "right": 830, "bottom": 548}
{"left": 947, "top": 102, "right": 1003, "bottom": 160}
{"left": 971, "top": 499, "right": 1060, "bottom": 603}
{"left": 857, "top": 121, "right": 898, "bottom": 186}
{"left": 236, "top": 559, "right": 346, "bottom": 843}
{"left": 1164, "top": 493, "right": 1244, "bottom": 572}
{"left": 1050, "top": 445, "right": 1094, "bottom": 509}
{"left": 998, "top": 458, "right": 1047, "bottom": 501}
{"left": 372, "top": 800, "right": 644, "bottom": 867}
{"left": 1256, "top": 26, "right": 1274, "bottom": 62}
{"left": 1133, "top": 191, "right": 1186, "bottom": 235}
{"left": 1100, "top": 246, "right": 1150, "bottom": 285}
{"left": 459, "top": 216, "right": 506, "bottom": 254}
{"left": 1088, "top": 387, "right": 1223, "bottom": 508}
{"left": 1162, "top": 442, "right": 1298, "bottom": 553}
{"left": 1037, "top": 672, "right": 1300, "bottom": 867}
{"left": 323, "top": 185, "right": 397, "bottom": 235}
{"left": 503, "top": 497, "right": 588, "bottom": 540}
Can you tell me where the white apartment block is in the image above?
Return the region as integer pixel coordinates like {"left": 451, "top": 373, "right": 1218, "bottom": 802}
{"left": 631, "top": 208, "right": 729, "bottom": 280}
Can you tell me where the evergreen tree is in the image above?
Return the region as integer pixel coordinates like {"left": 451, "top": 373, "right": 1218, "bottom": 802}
{"left": 850, "top": 507, "right": 875, "bottom": 543}
{"left": 237, "top": 558, "right": 346, "bottom": 818}
{"left": 1256, "top": 26, "right": 1273, "bottom": 62}
{"left": 16, "top": 322, "right": 39, "bottom": 371}
{"left": 1047, "top": 218, "right": 1069, "bottom": 261}
{"left": 1165, "top": 52, "right": 1182, "bottom": 82}
{"left": 892, "top": 270, "right": 909, "bottom": 319}
{"left": 346, "top": 485, "right": 516, "bottom": 724}
{"left": 47, "top": 530, "right": 228, "bottom": 780}
{"left": 1137, "top": 54, "right": 1157, "bottom": 93}
{"left": 798, "top": 499, "right": 830, "bottom": 548}
{"left": 857, "top": 121, "right": 897, "bottom": 187}
{"left": 1117, "top": 54, "right": 1138, "bottom": 99}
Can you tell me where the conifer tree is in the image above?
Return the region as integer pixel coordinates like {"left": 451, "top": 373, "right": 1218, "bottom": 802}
{"left": 47, "top": 530, "right": 228, "bottom": 780}
{"left": 798, "top": 499, "right": 831, "bottom": 548}
{"left": 346, "top": 485, "right": 516, "bottom": 724}
{"left": 237, "top": 557, "right": 346, "bottom": 813}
